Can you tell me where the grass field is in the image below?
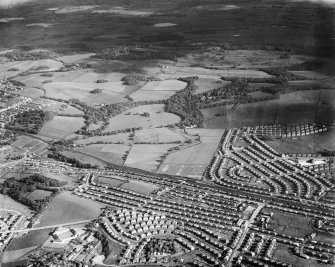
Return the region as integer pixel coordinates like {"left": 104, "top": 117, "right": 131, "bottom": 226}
{"left": 26, "top": 190, "right": 52, "bottom": 201}
{"left": 2, "top": 246, "right": 37, "bottom": 264}
{"left": 124, "top": 144, "right": 177, "bottom": 171}
{"left": 102, "top": 104, "right": 180, "bottom": 132}
{"left": 121, "top": 180, "right": 159, "bottom": 195}
{"left": 75, "top": 144, "right": 130, "bottom": 165}
{"left": 11, "top": 135, "right": 49, "bottom": 155}
{"left": 273, "top": 244, "right": 328, "bottom": 267}
{"left": 36, "top": 191, "right": 104, "bottom": 227}
{"left": 97, "top": 176, "right": 126, "bottom": 186}
{"left": 43, "top": 101, "right": 84, "bottom": 115}
{"left": 0, "top": 195, "right": 31, "bottom": 216}
{"left": 134, "top": 128, "right": 188, "bottom": 143}
{"left": 194, "top": 78, "right": 228, "bottom": 94}
{"left": 61, "top": 150, "right": 108, "bottom": 168}
{"left": 13, "top": 87, "right": 44, "bottom": 98}
{"left": 74, "top": 133, "right": 131, "bottom": 145}
{"left": 0, "top": 59, "right": 63, "bottom": 79}
{"left": 130, "top": 80, "right": 186, "bottom": 101}
{"left": 38, "top": 116, "right": 84, "bottom": 139}
{"left": 158, "top": 128, "right": 222, "bottom": 178}
{"left": 267, "top": 210, "right": 313, "bottom": 238}
{"left": 5, "top": 229, "right": 52, "bottom": 251}
{"left": 44, "top": 81, "right": 127, "bottom": 105}
{"left": 40, "top": 172, "right": 75, "bottom": 184}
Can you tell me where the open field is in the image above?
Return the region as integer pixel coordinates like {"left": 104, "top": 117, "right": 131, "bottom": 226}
{"left": 170, "top": 67, "right": 273, "bottom": 79}
{"left": 11, "top": 135, "right": 48, "bottom": 155}
{"left": 2, "top": 246, "right": 37, "bottom": 264}
{"left": 75, "top": 144, "right": 130, "bottom": 165}
{"left": 267, "top": 210, "right": 313, "bottom": 238}
{"left": 102, "top": 104, "right": 180, "bottom": 132}
{"left": 273, "top": 244, "right": 327, "bottom": 267}
{"left": 74, "top": 133, "right": 131, "bottom": 145}
{"left": 38, "top": 116, "right": 84, "bottom": 139}
{"left": 61, "top": 150, "right": 108, "bottom": 168}
{"left": 194, "top": 78, "right": 228, "bottom": 94}
{"left": 26, "top": 189, "right": 52, "bottom": 201}
{"left": 121, "top": 180, "right": 159, "bottom": 195}
{"left": 40, "top": 172, "right": 75, "bottom": 184}
{"left": 134, "top": 128, "right": 188, "bottom": 143}
{"left": 130, "top": 80, "right": 186, "bottom": 101}
{"left": 97, "top": 176, "right": 126, "bottom": 186}
{"left": 44, "top": 81, "right": 127, "bottom": 105}
{"left": 36, "top": 191, "right": 104, "bottom": 227}
{"left": 42, "top": 100, "right": 84, "bottom": 115}
{"left": 124, "top": 144, "right": 177, "bottom": 171}
{"left": 202, "top": 90, "right": 335, "bottom": 129}
{"left": 0, "top": 59, "right": 63, "bottom": 79}
{"left": 13, "top": 87, "right": 44, "bottom": 98}
{"left": 0, "top": 195, "right": 31, "bottom": 216}
{"left": 158, "top": 128, "right": 222, "bottom": 178}
{"left": 5, "top": 228, "right": 52, "bottom": 253}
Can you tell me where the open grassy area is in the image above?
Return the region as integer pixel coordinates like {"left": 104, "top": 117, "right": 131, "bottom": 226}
{"left": 74, "top": 133, "right": 131, "bottom": 145}
{"left": 121, "top": 180, "right": 159, "bottom": 195}
{"left": 38, "top": 116, "right": 84, "bottom": 139}
{"left": 125, "top": 144, "right": 177, "bottom": 171}
{"left": 6, "top": 229, "right": 52, "bottom": 251}
{"left": 102, "top": 104, "right": 180, "bottom": 132}
{"left": 75, "top": 143, "right": 130, "bottom": 165}
{"left": 134, "top": 128, "right": 188, "bottom": 143}
{"left": 26, "top": 189, "right": 52, "bottom": 201}
{"left": 97, "top": 176, "right": 126, "bottom": 186}
{"left": 61, "top": 150, "right": 108, "bottom": 168}
{"left": 158, "top": 128, "right": 222, "bottom": 178}
{"left": 36, "top": 191, "right": 104, "bottom": 227}
{"left": 267, "top": 210, "right": 313, "bottom": 238}
{"left": 130, "top": 80, "right": 186, "bottom": 101}
{"left": 0, "top": 194, "right": 32, "bottom": 216}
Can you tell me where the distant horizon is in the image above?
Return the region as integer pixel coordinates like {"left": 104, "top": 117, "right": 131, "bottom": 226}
{"left": 0, "top": 0, "right": 34, "bottom": 8}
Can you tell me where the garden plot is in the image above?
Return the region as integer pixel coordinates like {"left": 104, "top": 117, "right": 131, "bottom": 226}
{"left": 130, "top": 80, "right": 186, "bottom": 101}
{"left": 124, "top": 144, "right": 177, "bottom": 172}
{"left": 102, "top": 104, "right": 180, "bottom": 132}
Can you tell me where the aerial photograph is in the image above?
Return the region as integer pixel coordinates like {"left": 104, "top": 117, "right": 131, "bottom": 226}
{"left": 0, "top": 0, "right": 334, "bottom": 266}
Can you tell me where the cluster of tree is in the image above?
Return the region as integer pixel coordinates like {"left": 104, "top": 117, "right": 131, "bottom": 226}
{"left": 47, "top": 152, "right": 99, "bottom": 169}
{"left": 0, "top": 174, "right": 66, "bottom": 211}
{"left": 121, "top": 74, "right": 157, "bottom": 85}
{"left": 3, "top": 51, "right": 55, "bottom": 61}
{"left": 89, "top": 88, "right": 102, "bottom": 94}
{"left": 165, "top": 77, "right": 204, "bottom": 127}
{"left": 260, "top": 67, "right": 306, "bottom": 81}
{"left": 144, "top": 239, "right": 176, "bottom": 260}
{"left": 198, "top": 78, "right": 249, "bottom": 104}
{"left": 318, "top": 150, "right": 335, "bottom": 157}
{"left": 6, "top": 110, "right": 51, "bottom": 134}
